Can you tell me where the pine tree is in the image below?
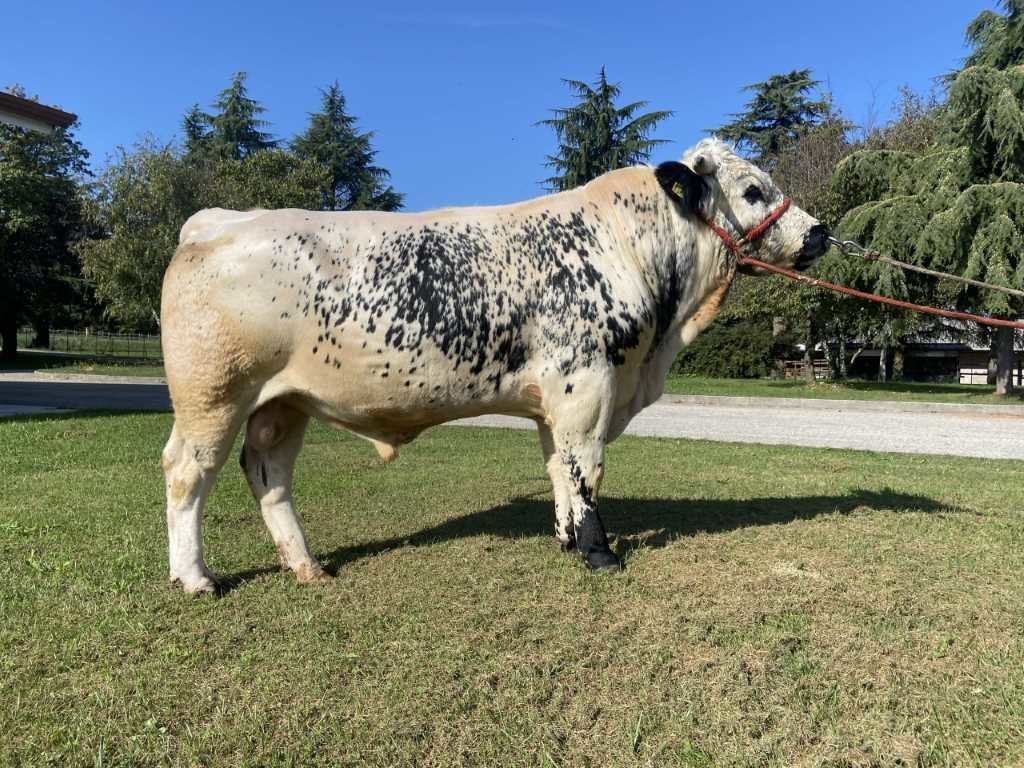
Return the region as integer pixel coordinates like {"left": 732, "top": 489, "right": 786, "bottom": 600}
{"left": 830, "top": 1, "right": 1024, "bottom": 394}
{"left": 291, "top": 82, "right": 402, "bottom": 211}
{"left": 181, "top": 104, "right": 212, "bottom": 158}
{"left": 713, "top": 70, "right": 830, "bottom": 167}
{"left": 539, "top": 67, "right": 671, "bottom": 191}
{"left": 964, "top": 0, "right": 1024, "bottom": 69}
{"left": 208, "top": 72, "right": 277, "bottom": 160}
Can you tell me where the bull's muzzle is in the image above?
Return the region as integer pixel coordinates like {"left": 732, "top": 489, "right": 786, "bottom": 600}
{"left": 795, "top": 224, "right": 830, "bottom": 271}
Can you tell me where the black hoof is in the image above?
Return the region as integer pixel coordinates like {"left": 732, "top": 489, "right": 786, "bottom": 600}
{"left": 559, "top": 539, "right": 577, "bottom": 553}
{"left": 584, "top": 549, "right": 622, "bottom": 572}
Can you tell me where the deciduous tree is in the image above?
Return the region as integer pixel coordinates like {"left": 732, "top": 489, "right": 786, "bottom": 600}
{"left": 0, "top": 122, "right": 89, "bottom": 359}
{"left": 78, "top": 142, "right": 328, "bottom": 328}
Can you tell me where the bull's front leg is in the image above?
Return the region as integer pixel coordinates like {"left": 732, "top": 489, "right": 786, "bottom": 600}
{"left": 547, "top": 391, "right": 622, "bottom": 572}
{"left": 538, "top": 423, "right": 575, "bottom": 551}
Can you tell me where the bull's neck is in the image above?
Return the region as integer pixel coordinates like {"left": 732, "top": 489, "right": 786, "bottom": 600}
{"left": 588, "top": 168, "right": 733, "bottom": 331}
{"left": 584, "top": 168, "right": 736, "bottom": 409}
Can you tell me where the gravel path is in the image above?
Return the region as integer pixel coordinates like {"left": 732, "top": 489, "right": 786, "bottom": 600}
{"left": 3, "top": 372, "right": 1022, "bottom": 460}
{"left": 453, "top": 398, "right": 1024, "bottom": 460}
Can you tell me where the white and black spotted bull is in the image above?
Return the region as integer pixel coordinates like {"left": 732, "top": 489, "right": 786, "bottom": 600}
{"left": 160, "top": 138, "right": 829, "bottom": 593}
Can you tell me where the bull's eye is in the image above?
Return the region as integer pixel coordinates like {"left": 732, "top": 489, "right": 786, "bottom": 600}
{"left": 743, "top": 185, "right": 764, "bottom": 205}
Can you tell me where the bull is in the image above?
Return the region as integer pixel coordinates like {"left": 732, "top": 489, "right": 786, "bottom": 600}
{"left": 160, "top": 138, "right": 828, "bottom": 593}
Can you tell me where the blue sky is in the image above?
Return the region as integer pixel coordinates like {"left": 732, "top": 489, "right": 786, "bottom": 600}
{"left": 4, "top": 0, "right": 996, "bottom": 211}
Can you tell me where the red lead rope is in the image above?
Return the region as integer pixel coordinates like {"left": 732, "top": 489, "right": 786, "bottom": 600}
{"left": 698, "top": 199, "right": 1024, "bottom": 331}
{"left": 738, "top": 256, "right": 1024, "bottom": 331}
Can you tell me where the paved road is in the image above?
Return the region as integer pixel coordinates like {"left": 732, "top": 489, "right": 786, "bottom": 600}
{"left": 0, "top": 373, "right": 170, "bottom": 412}
{"left": 3, "top": 372, "right": 1023, "bottom": 460}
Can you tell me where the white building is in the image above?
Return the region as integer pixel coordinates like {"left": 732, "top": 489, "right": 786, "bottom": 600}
{"left": 0, "top": 90, "right": 76, "bottom": 133}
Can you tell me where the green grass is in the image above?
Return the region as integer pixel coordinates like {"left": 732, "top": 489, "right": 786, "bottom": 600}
{"left": 0, "top": 350, "right": 165, "bottom": 378}
{"left": 40, "top": 360, "right": 166, "bottom": 378}
{"left": 664, "top": 374, "right": 1024, "bottom": 405}
{"left": 3, "top": 413, "right": 1024, "bottom": 766}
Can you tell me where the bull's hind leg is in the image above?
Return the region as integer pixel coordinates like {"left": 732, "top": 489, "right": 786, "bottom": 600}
{"left": 240, "top": 400, "right": 329, "bottom": 584}
{"left": 538, "top": 423, "right": 575, "bottom": 551}
{"left": 162, "top": 416, "right": 240, "bottom": 594}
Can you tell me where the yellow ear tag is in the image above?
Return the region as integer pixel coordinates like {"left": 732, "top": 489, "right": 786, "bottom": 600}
{"left": 671, "top": 182, "right": 685, "bottom": 200}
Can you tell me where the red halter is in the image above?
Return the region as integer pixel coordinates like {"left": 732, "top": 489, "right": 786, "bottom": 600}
{"left": 699, "top": 197, "right": 792, "bottom": 257}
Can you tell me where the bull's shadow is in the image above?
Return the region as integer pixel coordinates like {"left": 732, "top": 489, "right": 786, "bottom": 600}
{"left": 316, "top": 488, "right": 946, "bottom": 573}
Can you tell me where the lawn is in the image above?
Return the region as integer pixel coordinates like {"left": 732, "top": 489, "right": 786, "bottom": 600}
{"left": 664, "top": 374, "right": 1024, "bottom": 406}
{"left": 2, "top": 413, "right": 1024, "bottom": 766}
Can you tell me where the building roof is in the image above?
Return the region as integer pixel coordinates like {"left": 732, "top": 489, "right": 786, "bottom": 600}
{"left": 0, "top": 91, "right": 76, "bottom": 128}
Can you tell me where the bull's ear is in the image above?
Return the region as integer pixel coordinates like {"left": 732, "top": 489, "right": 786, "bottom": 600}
{"left": 655, "top": 161, "right": 704, "bottom": 214}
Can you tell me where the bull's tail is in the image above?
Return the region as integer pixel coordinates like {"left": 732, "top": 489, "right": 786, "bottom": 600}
{"left": 371, "top": 439, "right": 399, "bottom": 463}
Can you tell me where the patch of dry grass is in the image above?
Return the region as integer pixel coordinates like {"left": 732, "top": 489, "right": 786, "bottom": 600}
{"left": 2, "top": 412, "right": 1023, "bottom": 766}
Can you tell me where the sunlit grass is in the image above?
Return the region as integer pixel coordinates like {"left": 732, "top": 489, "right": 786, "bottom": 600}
{"left": 665, "top": 373, "right": 1024, "bottom": 405}
{"left": 2, "top": 412, "right": 1023, "bottom": 766}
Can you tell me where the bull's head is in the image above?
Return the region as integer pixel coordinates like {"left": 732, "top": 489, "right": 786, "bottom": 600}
{"left": 657, "top": 138, "right": 829, "bottom": 274}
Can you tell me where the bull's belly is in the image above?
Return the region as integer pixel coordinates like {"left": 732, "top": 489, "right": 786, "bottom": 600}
{"left": 268, "top": 343, "right": 545, "bottom": 444}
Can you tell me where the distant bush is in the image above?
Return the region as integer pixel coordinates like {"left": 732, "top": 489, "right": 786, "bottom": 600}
{"left": 672, "top": 318, "right": 789, "bottom": 379}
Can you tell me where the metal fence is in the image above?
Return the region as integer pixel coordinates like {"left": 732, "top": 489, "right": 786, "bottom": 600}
{"left": 17, "top": 328, "right": 163, "bottom": 360}
{"left": 783, "top": 359, "right": 830, "bottom": 381}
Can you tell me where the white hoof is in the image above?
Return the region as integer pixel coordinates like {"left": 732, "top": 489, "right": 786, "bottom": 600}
{"left": 295, "top": 560, "right": 333, "bottom": 585}
{"left": 182, "top": 575, "right": 218, "bottom": 595}
{"left": 171, "top": 567, "right": 219, "bottom": 595}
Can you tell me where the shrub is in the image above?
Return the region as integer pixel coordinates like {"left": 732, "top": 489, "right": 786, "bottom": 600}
{"left": 672, "top": 318, "right": 786, "bottom": 378}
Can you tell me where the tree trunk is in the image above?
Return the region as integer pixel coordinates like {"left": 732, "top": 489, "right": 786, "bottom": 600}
{"left": 838, "top": 335, "right": 848, "bottom": 380}
{"left": 0, "top": 310, "right": 17, "bottom": 362}
{"left": 878, "top": 320, "right": 891, "bottom": 383}
{"left": 994, "top": 326, "right": 1015, "bottom": 396}
{"left": 988, "top": 333, "right": 998, "bottom": 385}
{"left": 31, "top": 321, "right": 50, "bottom": 349}
{"left": 803, "top": 313, "right": 816, "bottom": 383}
{"left": 802, "top": 347, "right": 815, "bottom": 382}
